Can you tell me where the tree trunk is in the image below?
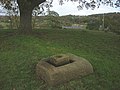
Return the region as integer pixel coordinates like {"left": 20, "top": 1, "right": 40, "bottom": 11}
{"left": 19, "top": 8, "right": 33, "bottom": 34}
{"left": 17, "top": 0, "right": 46, "bottom": 34}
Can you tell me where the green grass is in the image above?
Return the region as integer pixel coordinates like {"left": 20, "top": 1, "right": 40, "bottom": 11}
{"left": 0, "top": 29, "right": 120, "bottom": 90}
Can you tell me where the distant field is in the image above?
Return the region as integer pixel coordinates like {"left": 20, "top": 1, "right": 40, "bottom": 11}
{"left": 0, "top": 29, "right": 120, "bottom": 90}
{"left": 0, "top": 22, "right": 9, "bottom": 29}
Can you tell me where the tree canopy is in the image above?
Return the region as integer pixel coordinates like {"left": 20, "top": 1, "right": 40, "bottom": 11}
{"left": 0, "top": 0, "right": 120, "bottom": 34}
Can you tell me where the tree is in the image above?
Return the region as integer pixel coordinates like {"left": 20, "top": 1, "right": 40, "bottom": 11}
{"left": 47, "top": 11, "right": 59, "bottom": 16}
{"left": 86, "top": 17, "right": 102, "bottom": 30}
{"left": 0, "top": 0, "right": 120, "bottom": 34}
{"left": 0, "top": 0, "right": 46, "bottom": 33}
{"left": 46, "top": 10, "right": 61, "bottom": 28}
{"left": 5, "top": 0, "right": 19, "bottom": 29}
{"left": 17, "top": 0, "right": 46, "bottom": 33}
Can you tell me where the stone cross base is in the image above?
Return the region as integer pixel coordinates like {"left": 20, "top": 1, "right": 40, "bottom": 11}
{"left": 36, "top": 53, "right": 93, "bottom": 86}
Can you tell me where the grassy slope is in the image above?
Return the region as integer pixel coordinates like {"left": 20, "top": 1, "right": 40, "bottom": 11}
{"left": 0, "top": 29, "right": 120, "bottom": 90}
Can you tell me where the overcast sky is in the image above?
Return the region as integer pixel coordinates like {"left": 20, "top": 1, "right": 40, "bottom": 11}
{"left": 50, "top": 0, "right": 120, "bottom": 16}
{"left": 0, "top": 0, "right": 120, "bottom": 16}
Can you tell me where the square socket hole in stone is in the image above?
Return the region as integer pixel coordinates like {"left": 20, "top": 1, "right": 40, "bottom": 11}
{"left": 46, "top": 59, "right": 74, "bottom": 67}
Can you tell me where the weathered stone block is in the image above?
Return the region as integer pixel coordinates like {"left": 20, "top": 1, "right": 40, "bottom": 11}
{"left": 49, "top": 54, "right": 70, "bottom": 66}
{"left": 36, "top": 53, "right": 93, "bottom": 86}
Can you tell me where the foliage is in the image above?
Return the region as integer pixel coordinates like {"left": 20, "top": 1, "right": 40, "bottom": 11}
{"left": 0, "top": 24, "right": 4, "bottom": 28}
{"left": 0, "top": 0, "right": 120, "bottom": 33}
{"left": 45, "top": 10, "right": 61, "bottom": 29}
{"left": 104, "top": 13, "right": 120, "bottom": 34}
{"left": 59, "top": 0, "right": 120, "bottom": 9}
{"left": 86, "top": 13, "right": 120, "bottom": 34}
{"left": 1, "top": 0, "right": 19, "bottom": 29}
{"left": 86, "top": 17, "right": 102, "bottom": 30}
{"left": 44, "top": 16, "right": 62, "bottom": 29}
{"left": 0, "top": 12, "right": 119, "bottom": 31}
{"left": 47, "top": 11, "right": 59, "bottom": 16}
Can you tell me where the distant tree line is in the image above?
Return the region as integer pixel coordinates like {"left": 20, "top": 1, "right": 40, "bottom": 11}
{"left": 0, "top": 12, "right": 120, "bottom": 34}
{"left": 86, "top": 13, "right": 120, "bottom": 34}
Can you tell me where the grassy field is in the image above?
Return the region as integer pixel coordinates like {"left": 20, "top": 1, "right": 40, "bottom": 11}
{"left": 0, "top": 29, "right": 120, "bottom": 90}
